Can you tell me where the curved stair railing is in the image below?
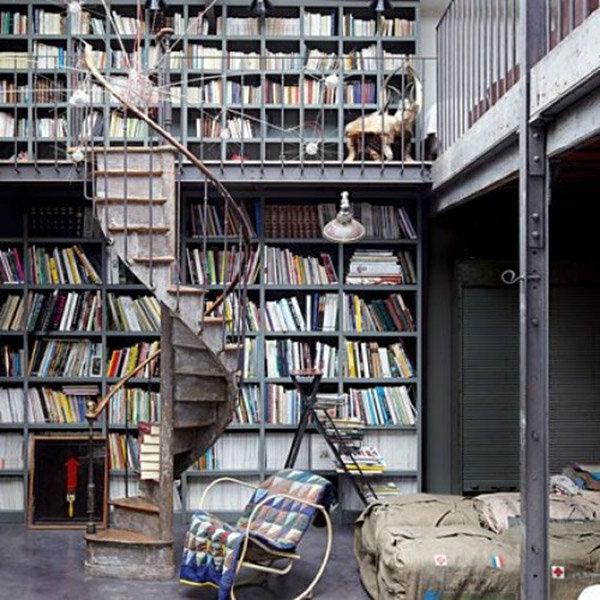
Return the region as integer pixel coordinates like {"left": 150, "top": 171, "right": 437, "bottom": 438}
{"left": 78, "top": 39, "right": 256, "bottom": 579}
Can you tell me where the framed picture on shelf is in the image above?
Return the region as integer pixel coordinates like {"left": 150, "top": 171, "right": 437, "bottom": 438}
{"left": 27, "top": 435, "right": 108, "bottom": 530}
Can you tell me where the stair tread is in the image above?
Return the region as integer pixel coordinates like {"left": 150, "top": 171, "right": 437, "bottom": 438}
{"left": 174, "top": 369, "right": 224, "bottom": 378}
{"left": 203, "top": 316, "right": 225, "bottom": 324}
{"left": 108, "top": 224, "right": 170, "bottom": 233}
{"left": 167, "top": 285, "right": 205, "bottom": 295}
{"left": 85, "top": 528, "right": 173, "bottom": 546}
{"left": 110, "top": 496, "right": 160, "bottom": 513}
{"left": 132, "top": 255, "right": 176, "bottom": 263}
{"left": 96, "top": 197, "right": 167, "bottom": 204}
{"left": 95, "top": 169, "right": 164, "bottom": 176}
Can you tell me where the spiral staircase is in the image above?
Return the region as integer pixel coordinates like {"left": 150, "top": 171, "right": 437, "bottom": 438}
{"left": 83, "top": 146, "right": 251, "bottom": 579}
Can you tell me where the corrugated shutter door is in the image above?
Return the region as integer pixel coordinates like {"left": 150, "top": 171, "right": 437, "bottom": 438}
{"left": 461, "top": 285, "right": 600, "bottom": 493}
{"left": 549, "top": 287, "right": 600, "bottom": 472}
{"left": 461, "top": 287, "right": 520, "bottom": 492}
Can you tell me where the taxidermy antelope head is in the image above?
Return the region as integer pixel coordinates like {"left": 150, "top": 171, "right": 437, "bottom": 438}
{"left": 344, "top": 59, "right": 423, "bottom": 162}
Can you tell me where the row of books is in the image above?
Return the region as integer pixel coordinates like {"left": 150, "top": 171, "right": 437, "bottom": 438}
{"left": 234, "top": 385, "right": 261, "bottom": 424}
{"left": 28, "top": 244, "right": 102, "bottom": 285}
{"left": 138, "top": 421, "right": 160, "bottom": 480}
{"left": 27, "top": 385, "right": 99, "bottom": 424}
{"left": 261, "top": 203, "right": 416, "bottom": 241}
{"left": 27, "top": 339, "right": 103, "bottom": 378}
{"left": 26, "top": 290, "right": 102, "bottom": 334}
{"left": 346, "top": 385, "right": 417, "bottom": 426}
{"left": 193, "top": 433, "right": 260, "bottom": 471}
{"left": 342, "top": 292, "right": 416, "bottom": 332}
{"left": 0, "top": 479, "right": 23, "bottom": 510}
{"left": 107, "top": 432, "right": 139, "bottom": 471}
{"left": 0, "top": 11, "right": 27, "bottom": 35}
{"left": 0, "top": 433, "right": 23, "bottom": 470}
{"left": 108, "top": 387, "right": 161, "bottom": 425}
{"left": 188, "top": 201, "right": 257, "bottom": 238}
{"left": 32, "top": 42, "right": 68, "bottom": 70}
{"left": 342, "top": 16, "right": 414, "bottom": 37}
{"left": 0, "top": 387, "right": 24, "bottom": 423}
{"left": 264, "top": 293, "right": 339, "bottom": 333}
{"left": 264, "top": 247, "right": 337, "bottom": 285}
{"left": 186, "top": 246, "right": 261, "bottom": 286}
{"left": 264, "top": 339, "right": 338, "bottom": 379}
{"left": 346, "top": 249, "right": 416, "bottom": 286}
{"left": 0, "top": 347, "right": 23, "bottom": 378}
{"left": 106, "top": 294, "right": 160, "bottom": 332}
{"left": 264, "top": 204, "right": 323, "bottom": 239}
{"left": 106, "top": 341, "right": 160, "bottom": 379}
{"left": 0, "top": 80, "right": 28, "bottom": 104}
{"left": 0, "top": 248, "right": 24, "bottom": 284}
{"left": 344, "top": 340, "right": 414, "bottom": 379}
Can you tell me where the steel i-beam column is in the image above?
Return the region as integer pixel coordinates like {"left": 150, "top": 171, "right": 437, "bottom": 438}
{"left": 519, "top": 0, "right": 549, "bottom": 598}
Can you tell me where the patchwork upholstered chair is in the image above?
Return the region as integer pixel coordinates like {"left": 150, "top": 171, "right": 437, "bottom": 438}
{"left": 180, "top": 469, "right": 334, "bottom": 599}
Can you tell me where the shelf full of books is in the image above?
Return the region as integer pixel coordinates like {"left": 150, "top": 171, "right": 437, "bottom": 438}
{"left": 0, "top": 0, "right": 420, "bottom": 164}
{"left": 182, "top": 188, "right": 422, "bottom": 514}
{"left": 0, "top": 196, "right": 161, "bottom": 522}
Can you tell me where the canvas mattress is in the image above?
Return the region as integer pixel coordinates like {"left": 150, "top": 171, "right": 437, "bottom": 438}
{"left": 354, "top": 493, "right": 600, "bottom": 600}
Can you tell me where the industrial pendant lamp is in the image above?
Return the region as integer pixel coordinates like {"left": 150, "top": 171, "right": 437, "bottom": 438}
{"left": 249, "top": 0, "right": 272, "bottom": 18}
{"left": 369, "top": 0, "right": 392, "bottom": 13}
{"left": 145, "top": 0, "right": 166, "bottom": 11}
{"left": 322, "top": 191, "right": 366, "bottom": 244}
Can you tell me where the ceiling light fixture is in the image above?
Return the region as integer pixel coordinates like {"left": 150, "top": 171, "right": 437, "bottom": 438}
{"left": 322, "top": 191, "right": 366, "bottom": 244}
{"left": 249, "top": 0, "right": 272, "bottom": 18}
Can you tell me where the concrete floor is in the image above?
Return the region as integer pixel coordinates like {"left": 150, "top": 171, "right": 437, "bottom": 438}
{"left": 0, "top": 520, "right": 370, "bottom": 600}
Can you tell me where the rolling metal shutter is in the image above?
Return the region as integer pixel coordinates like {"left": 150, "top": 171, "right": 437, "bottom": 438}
{"left": 461, "top": 285, "right": 600, "bottom": 493}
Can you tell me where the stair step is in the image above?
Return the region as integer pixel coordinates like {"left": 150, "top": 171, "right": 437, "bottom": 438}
{"left": 85, "top": 528, "right": 172, "bottom": 546}
{"left": 131, "top": 255, "right": 176, "bottom": 264}
{"left": 107, "top": 224, "right": 170, "bottom": 234}
{"left": 174, "top": 368, "right": 224, "bottom": 378}
{"left": 110, "top": 496, "right": 159, "bottom": 514}
{"left": 167, "top": 285, "right": 205, "bottom": 295}
{"left": 203, "top": 315, "right": 225, "bottom": 324}
{"left": 95, "top": 169, "right": 164, "bottom": 177}
{"left": 96, "top": 197, "right": 167, "bottom": 205}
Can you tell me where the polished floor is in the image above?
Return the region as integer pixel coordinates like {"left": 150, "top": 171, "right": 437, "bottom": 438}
{"left": 0, "top": 520, "right": 370, "bottom": 600}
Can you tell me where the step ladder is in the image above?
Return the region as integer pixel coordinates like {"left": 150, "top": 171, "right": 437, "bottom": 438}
{"left": 284, "top": 369, "right": 378, "bottom": 506}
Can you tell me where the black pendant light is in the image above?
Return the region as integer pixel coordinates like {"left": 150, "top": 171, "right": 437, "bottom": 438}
{"left": 249, "top": 0, "right": 272, "bottom": 18}
{"left": 369, "top": 0, "right": 392, "bottom": 13}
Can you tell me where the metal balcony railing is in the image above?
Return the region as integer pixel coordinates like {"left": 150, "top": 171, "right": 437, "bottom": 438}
{"left": 436, "top": 0, "right": 600, "bottom": 154}
{"left": 0, "top": 51, "right": 434, "bottom": 174}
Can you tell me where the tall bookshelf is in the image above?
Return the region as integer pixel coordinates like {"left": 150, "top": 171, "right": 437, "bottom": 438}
{"left": 0, "top": 192, "right": 161, "bottom": 522}
{"left": 0, "top": 0, "right": 425, "bottom": 522}
{"left": 179, "top": 188, "right": 422, "bottom": 519}
{"left": 0, "top": 0, "right": 421, "bottom": 163}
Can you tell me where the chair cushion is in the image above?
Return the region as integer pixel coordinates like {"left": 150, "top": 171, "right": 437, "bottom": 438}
{"left": 236, "top": 468, "right": 333, "bottom": 551}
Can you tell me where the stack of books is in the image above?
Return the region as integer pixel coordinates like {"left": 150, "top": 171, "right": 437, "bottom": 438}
{"left": 336, "top": 445, "right": 386, "bottom": 474}
{"left": 346, "top": 249, "right": 404, "bottom": 285}
{"left": 138, "top": 421, "right": 160, "bottom": 481}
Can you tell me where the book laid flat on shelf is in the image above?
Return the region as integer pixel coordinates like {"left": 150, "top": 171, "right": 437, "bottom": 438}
{"left": 138, "top": 421, "right": 160, "bottom": 481}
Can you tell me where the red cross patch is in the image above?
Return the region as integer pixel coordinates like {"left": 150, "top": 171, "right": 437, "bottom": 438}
{"left": 434, "top": 554, "right": 448, "bottom": 567}
{"left": 551, "top": 565, "right": 565, "bottom": 579}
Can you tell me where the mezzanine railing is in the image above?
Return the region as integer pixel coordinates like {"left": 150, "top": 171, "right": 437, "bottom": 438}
{"left": 436, "top": 0, "right": 599, "bottom": 153}
{"left": 0, "top": 50, "right": 434, "bottom": 175}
